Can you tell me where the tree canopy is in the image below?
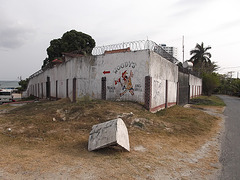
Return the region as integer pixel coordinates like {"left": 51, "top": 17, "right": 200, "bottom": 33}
{"left": 189, "top": 42, "right": 211, "bottom": 65}
{"left": 189, "top": 42, "right": 213, "bottom": 76}
{"left": 202, "top": 72, "right": 220, "bottom": 96}
{"left": 216, "top": 75, "right": 240, "bottom": 96}
{"left": 18, "top": 78, "right": 29, "bottom": 92}
{"left": 47, "top": 38, "right": 62, "bottom": 60}
{"left": 42, "top": 30, "right": 95, "bottom": 69}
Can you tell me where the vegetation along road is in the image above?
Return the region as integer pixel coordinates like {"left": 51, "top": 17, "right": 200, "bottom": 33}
{"left": 218, "top": 95, "right": 240, "bottom": 179}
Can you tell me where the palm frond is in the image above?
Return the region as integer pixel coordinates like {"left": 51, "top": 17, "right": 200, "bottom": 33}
{"left": 205, "top": 46, "right": 211, "bottom": 51}
{"left": 190, "top": 49, "right": 200, "bottom": 55}
{"left": 204, "top": 52, "right": 212, "bottom": 58}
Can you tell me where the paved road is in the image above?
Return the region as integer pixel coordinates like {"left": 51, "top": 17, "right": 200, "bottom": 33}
{"left": 218, "top": 95, "right": 240, "bottom": 180}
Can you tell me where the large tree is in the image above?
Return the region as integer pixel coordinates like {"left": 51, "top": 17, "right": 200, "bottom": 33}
{"left": 47, "top": 38, "right": 63, "bottom": 60}
{"left": 189, "top": 42, "right": 212, "bottom": 75}
{"left": 61, "top": 30, "right": 95, "bottom": 55}
{"left": 43, "top": 30, "right": 95, "bottom": 69}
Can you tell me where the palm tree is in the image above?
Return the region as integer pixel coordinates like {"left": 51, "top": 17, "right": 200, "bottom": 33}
{"left": 189, "top": 42, "right": 211, "bottom": 65}
{"left": 189, "top": 42, "right": 212, "bottom": 76}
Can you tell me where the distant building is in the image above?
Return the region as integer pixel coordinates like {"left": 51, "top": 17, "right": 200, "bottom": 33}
{"left": 160, "top": 44, "right": 178, "bottom": 59}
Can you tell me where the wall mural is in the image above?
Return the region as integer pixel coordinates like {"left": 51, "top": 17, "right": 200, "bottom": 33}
{"left": 115, "top": 70, "right": 134, "bottom": 97}
{"left": 113, "top": 61, "right": 136, "bottom": 74}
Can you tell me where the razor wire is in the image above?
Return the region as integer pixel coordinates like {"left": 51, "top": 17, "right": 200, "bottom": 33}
{"left": 29, "top": 69, "right": 43, "bottom": 79}
{"left": 92, "top": 40, "right": 154, "bottom": 55}
{"left": 92, "top": 40, "right": 179, "bottom": 64}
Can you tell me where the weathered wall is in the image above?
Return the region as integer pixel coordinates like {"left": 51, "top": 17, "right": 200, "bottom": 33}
{"left": 27, "top": 50, "right": 150, "bottom": 104}
{"left": 149, "top": 51, "right": 178, "bottom": 111}
{"left": 28, "top": 56, "right": 98, "bottom": 101}
{"left": 98, "top": 50, "right": 149, "bottom": 103}
{"left": 26, "top": 49, "right": 201, "bottom": 112}
{"left": 189, "top": 74, "right": 202, "bottom": 98}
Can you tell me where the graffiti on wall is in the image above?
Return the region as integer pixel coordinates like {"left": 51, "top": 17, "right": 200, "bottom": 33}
{"left": 115, "top": 70, "right": 134, "bottom": 97}
{"left": 113, "top": 61, "right": 136, "bottom": 74}
{"left": 153, "top": 79, "right": 162, "bottom": 99}
{"left": 134, "top": 84, "right": 142, "bottom": 92}
{"left": 107, "top": 86, "right": 115, "bottom": 93}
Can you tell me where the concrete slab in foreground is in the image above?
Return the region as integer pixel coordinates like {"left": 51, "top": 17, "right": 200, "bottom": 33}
{"left": 88, "top": 118, "right": 130, "bottom": 151}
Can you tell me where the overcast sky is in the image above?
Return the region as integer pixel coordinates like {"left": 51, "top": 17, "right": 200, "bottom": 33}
{"left": 1, "top": 0, "right": 240, "bottom": 80}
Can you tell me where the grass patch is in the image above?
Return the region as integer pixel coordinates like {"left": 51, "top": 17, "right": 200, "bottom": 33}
{"left": 153, "top": 106, "right": 216, "bottom": 136}
{"left": 0, "top": 98, "right": 219, "bottom": 153}
{"left": 0, "top": 98, "right": 221, "bottom": 179}
{"left": 190, "top": 95, "right": 225, "bottom": 106}
{"left": 0, "top": 104, "right": 13, "bottom": 110}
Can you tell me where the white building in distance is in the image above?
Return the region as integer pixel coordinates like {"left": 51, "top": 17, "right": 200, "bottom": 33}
{"left": 160, "top": 44, "right": 178, "bottom": 59}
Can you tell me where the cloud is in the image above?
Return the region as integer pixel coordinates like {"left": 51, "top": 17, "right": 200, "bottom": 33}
{"left": 173, "top": 0, "right": 210, "bottom": 6}
{"left": 169, "top": 0, "right": 214, "bottom": 18}
{"left": 213, "top": 18, "right": 240, "bottom": 32}
{"left": 0, "top": 19, "right": 35, "bottom": 49}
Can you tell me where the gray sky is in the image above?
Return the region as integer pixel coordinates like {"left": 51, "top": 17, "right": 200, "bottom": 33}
{"left": 1, "top": 0, "right": 240, "bottom": 80}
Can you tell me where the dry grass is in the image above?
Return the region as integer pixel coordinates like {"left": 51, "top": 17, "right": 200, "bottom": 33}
{"left": 0, "top": 98, "right": 222, "bottom": 179}
{"left": 190, "top": 95, "right": 226, "bottom": 106}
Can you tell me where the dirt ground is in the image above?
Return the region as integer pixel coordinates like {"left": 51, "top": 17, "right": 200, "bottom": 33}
{"left": 0, "top": 99, "right": 224, "bottom": 180}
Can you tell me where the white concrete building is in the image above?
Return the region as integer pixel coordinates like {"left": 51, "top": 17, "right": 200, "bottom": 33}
{"left": 26, "top": 40, "right": 201, "bottom": 112}
{"left": 160, "top": 44, "right": 178, "bottom": 59}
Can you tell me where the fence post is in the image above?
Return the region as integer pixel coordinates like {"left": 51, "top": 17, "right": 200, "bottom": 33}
{"left": 73, "top": 78, "right": 76, "bottom": 102}
{"left": 188, "top": 85, "right": 190, "bottom": 103}
{"left": 101, "top": 77, "right": 106, "bottom": 100}
{"left": 144, "top": 76, "right": 152, "bottom": 110}
{"left": 176, "top": 82, "right": 179, "bottom": 105}
{"left": 46, "top": 76, "right": 51, "bottom": 100}
{"left": 165, "top": 80, "right": 168, "bottom": 108}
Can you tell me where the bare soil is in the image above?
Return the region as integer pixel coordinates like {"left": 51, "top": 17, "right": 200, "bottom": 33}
{"left": 0, "top": 99, "right": 224, "bottom": 179}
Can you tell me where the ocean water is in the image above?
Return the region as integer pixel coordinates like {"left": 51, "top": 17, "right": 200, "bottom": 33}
{"left": 0, "top": 81, "right": 19, "bottom": 89}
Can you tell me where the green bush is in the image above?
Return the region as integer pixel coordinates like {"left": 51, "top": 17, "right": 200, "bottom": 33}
{"left": 202, "top": 73, "right": 220, "bottom": 96}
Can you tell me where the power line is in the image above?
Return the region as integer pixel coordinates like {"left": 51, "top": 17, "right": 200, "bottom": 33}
{"left": 219, "top": 66, "right": 240, "bottom": 70}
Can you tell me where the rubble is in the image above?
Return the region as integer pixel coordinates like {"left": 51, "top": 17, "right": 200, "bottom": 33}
{"left": 88, "top": 118, "right": 130, "bottom": 151}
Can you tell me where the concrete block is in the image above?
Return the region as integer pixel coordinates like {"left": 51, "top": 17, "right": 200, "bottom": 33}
{"left": 88, "top": 118, "right": 130, "bottom": 151}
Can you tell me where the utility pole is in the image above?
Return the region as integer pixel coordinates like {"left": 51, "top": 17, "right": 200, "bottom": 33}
{"left": 182, "top": 35, "right": 184, "bottom": 63}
